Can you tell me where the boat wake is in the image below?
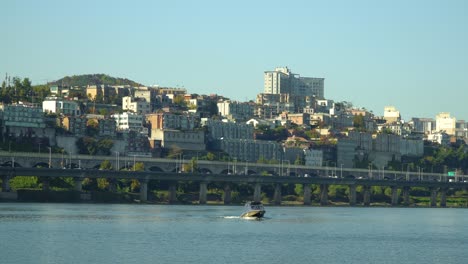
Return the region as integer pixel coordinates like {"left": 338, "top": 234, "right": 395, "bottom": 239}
{"left": 223, "top": 216, "right": 240, "bottom": 219}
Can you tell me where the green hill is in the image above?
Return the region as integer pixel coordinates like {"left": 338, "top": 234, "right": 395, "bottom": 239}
{"left": 49, "top": 74, "right": 143, "bottom": 87}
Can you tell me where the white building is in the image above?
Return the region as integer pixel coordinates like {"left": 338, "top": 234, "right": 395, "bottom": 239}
{"left": 436, "top": 112, "right": 456, "bottom": 135}
{"left": 263, "top": 67, "right": 324, "bottom": 99}
{"left": 122, "top": 96, "right": 151, "bottom": 115}
{"left": 217, "top": 100, "right": 255, "bottom": 120}
{"left": 42, "top": 97, "right": 81, "bottom": 116}
{"left": 264, "top": 67, "right": 292, "bottom": 94}
{"left": 427, "top": 131, "right": 451, "bottom": 146}
{"left": 111, "top": 112, "right": 146, "bottom": 133}
{"left": 206, "top": 119, "right": 254, "bottom": 140}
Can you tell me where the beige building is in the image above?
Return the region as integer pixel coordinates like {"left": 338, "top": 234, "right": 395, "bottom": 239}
{"left": 151, "top": 129, "right": 205, "bottom": 151}
{"left": 436, "top": 112, "right": 456, "bottom": 135}
{"left": 383, "top": 106, "right": 401, "bottom": 123}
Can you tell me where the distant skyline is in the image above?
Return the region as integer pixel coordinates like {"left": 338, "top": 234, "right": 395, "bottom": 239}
{"left": 1, "top": 0, "right": 467, "bottom": 121}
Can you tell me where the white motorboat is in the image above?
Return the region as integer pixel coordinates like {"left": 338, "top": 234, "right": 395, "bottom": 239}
{"left": 240, "top": 201, "right": 265, "bottom": 218}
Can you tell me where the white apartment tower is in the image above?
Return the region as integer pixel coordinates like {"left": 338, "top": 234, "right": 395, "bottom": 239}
{"left": 263, "top": 67, "right": 324, "bottom": 99}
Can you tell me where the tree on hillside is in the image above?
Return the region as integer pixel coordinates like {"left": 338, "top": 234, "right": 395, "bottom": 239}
{"left": 353, "top": 114, "right": 366, "bottom": 131}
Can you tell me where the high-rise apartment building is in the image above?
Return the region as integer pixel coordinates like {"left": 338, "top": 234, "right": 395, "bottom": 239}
{"left": 263, "top": 67, "right": 324, "bottom": 99}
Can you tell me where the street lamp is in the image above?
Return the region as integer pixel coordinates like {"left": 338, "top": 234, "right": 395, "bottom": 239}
{"left": 69, "top": 149, "right": 72, "bottom": 169}
{"left": 233, "top": 158, "right": 237, "bottom": 174}
{"left": 340, "top": 164, "right": 343, "bottom": 178}
{"left": 48, "top": 147, "right": 51, "bottom": 168}
{"left": 115, "top": 151, "right": 120, "bottom": 171}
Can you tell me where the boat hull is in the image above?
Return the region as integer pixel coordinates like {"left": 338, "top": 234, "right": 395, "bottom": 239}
{"left": 240, "top": 210, "right": 265, "bottom": 218}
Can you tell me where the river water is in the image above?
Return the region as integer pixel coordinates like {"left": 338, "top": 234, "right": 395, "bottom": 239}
{"left": 0, "top": 203, "right": 467, "bottom": 264}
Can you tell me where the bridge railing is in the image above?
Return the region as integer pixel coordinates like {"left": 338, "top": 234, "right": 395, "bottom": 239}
{"left": 0, "top": 150, "right": 466, "bottom": 182}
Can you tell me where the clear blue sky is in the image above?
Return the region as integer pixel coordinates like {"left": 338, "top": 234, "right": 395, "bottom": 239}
{"left": 2, "top": 0, "right": 467, "bottom": 121}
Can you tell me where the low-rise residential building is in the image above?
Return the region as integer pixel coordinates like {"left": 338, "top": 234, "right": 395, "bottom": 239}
{"left": 98, "top": 118, "right": 117, "bottom": 137}
{"left": 122, "top": 96, "right": 151, "bottom": 115}
{"left": 285, "top": 112, "right": 310, "bottom": 127}
{"left": 217, "top": 100, "right": 255, "bottom": 121}
{"left": 332, "top": 111, "right": 354, "bottom": 129}
{"left": 111, "top": 112, "right": 145, "bottom": 133}
{"left": 134, "top": 87, "right": 157, "bottom": 105}
{"left": 304, "top": 149, "right": 323, "bottom": 167}
{"left": 124, "top": 130, "right": 151, "bottom": 154}
{"left": 219, "top": 138, "right": 282, "bottom": 162}
{"left": 427, "top": 131, "right": 451, "bottom": 146}
{"left": 61, "top": 116, "right": 87, "bottom": 136}
{"left": 245, "top": 118, "right": 274, "bottom": 128}
{"left": 255, "top": 102, "right": 295, "bottom": 119}
{"left": 310, "top": 113, "right": 332, "bottom": 127}
{"left": 43, "top": 97, "right": 81, "bottom": 116}
{"left": 151, "top": 129, "right": 205, "bottom": 151}
{"left": 1, "top": 103, "right": 46, "bottom": 129}
{"left": 206, "top": 119, "right": 254, "bottom": 140}
{"left": 146, "top": 112, "right": 197, "bottom": 130}
{"left": 410, "top": 117, "right": 435, "bottom": 134}
{"left": 0, "top": 103, "right": 55, "bottom": 142}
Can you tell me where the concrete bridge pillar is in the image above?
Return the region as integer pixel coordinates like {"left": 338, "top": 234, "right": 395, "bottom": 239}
{"left": 253, "top": 183, "right": 262, "bottom": 203}
{"left": 402, "top": 187, "right": 410, "bottom": 206}
{"left": 168, "top": 183, "right": 177, "bottom": 204}
{"left": 73, "top": 177, "right": 83, "bottom": 192}
{"left": 139, "top": 179, "right": 148, "bottom": 202}
{"left": 1, "top": 175, "right": 11, "bottom": 192}
{"left": 320, "top": 184, "right": 329, "bottom": 206}
{"left": 363, "top": 186, "right": 371, "bottom": 206}
{"left": 42, "top": 177, "right": 50, "bottom": 192}
{"left": 430, "top": 187, "right": 437, "bottom": 207}
{"left": 440, "top": 188, "right": 447, "bottom": 208}
{"left": 349, "top": 185, "right": 357, "bottom": 206}
{"left": 223, "top": 184, "right": 232, "bottom": 205}
{"left": 108, "top": 178, "right": 117, "bottom": 193}
{"left": 391, "top": 186, "right": 399, "bottom": 206}
{"left": 303, "top": 184, "right": 312, "bottom": 205}
{"left": 273, "top": 183, "right": 282, "bottom": 205}
{"left": 199, "top": 182, "right": 207, "bottom": 204}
